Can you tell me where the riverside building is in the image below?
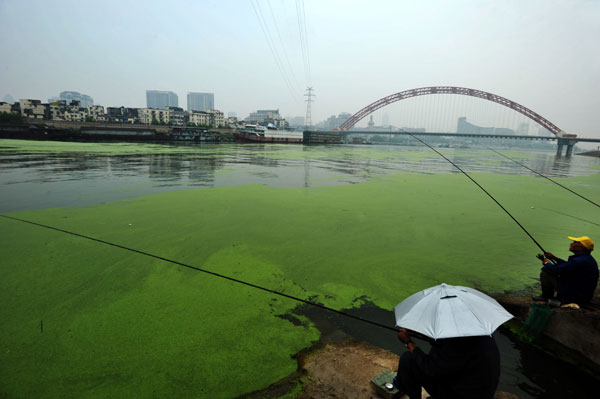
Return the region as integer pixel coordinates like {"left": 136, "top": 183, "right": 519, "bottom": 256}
{"left": 146, "top": 90, "right": 178, "bottom": 109}
{"left": 189, "top": 109, "right": 224, "bottom": 127}
{"left": 187, "top": 92, "right": 214, "bottom": 112}
{"left": 48, "top": 91, "right": 94, "bottom": 108}
{"left": 246, "top": 109, "right": 288, "bottom": 128}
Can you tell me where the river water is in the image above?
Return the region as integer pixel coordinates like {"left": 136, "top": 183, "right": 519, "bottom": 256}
{"left": 1, "top": 142, "right": 598, "bottom": 213}
{"left": 1, "top": 141, "right": 599, "bottom": 398}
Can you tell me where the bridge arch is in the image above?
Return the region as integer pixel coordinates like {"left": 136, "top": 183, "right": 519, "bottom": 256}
{"left": 339, "top": 86, "right": 566, "bottom": 137}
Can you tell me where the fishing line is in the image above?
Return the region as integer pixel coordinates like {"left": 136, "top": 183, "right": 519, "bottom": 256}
{"left": 537, "top": 207, "right": 600, "bottom": 227}
{"left": 404, "top": 132, "right": 550, "bottom": 254}
{"left": 0, "top": 214, "right": 400, "bottom": 334}
{"left": 484, "top": 145, "right": 600, "bottom": 208}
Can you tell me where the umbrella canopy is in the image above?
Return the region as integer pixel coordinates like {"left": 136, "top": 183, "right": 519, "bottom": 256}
{"left": 394, "top": 283, "right": 513, "bottom": 340}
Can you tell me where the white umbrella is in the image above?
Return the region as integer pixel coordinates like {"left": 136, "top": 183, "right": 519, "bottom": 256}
{"left": 394, "top": 283, "right": 513, "bottom": 340}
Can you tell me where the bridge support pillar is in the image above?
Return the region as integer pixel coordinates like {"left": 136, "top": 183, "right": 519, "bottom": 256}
{"left": 556, "top": 140, "right": 564, "bottom": 157}
{"left": 556, "top": 138, "right": 578, "bottom": 157}
{"left": 565, "top": 143, "right": 575, "bottom": 157}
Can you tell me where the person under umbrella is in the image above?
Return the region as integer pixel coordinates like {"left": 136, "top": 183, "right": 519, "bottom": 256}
{"left": 393, "top": 283, "right": 513, "bottom": 399}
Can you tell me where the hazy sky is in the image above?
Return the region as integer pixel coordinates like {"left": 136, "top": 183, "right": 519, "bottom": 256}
{"left": 1, "top": 0, "right": 598, "bottom": 138}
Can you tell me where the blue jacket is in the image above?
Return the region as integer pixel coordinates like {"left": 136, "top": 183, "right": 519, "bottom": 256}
{"left": 542, "top": 253, "right": 599, "bottom": 304}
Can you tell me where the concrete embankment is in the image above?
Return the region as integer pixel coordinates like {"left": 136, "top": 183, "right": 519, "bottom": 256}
{"left": 496, "top": 287, "right": 600, "bottom": 374}
{"left": 1, "top": 123, "right": 348, "bottom": 144}
{"left": 0, "top": 122, "right": 234, "bottom": 142}
{"left": 578, "top": 150, "right": 600, "bottom": 157}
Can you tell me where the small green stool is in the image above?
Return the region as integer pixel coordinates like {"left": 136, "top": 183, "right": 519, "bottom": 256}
{"left": 370, "top": 370, "right": 406, "bottom": 399}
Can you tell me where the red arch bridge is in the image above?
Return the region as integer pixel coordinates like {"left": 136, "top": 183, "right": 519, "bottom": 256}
{"left": 334, "top": 86, "right": 599, "bottom": 157}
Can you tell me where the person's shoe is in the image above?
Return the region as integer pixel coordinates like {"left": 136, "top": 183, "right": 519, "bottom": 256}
{"left": 531, "top": 295, "right": 548, "bottom": 302}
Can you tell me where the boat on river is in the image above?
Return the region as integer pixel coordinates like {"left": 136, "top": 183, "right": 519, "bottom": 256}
{"left": 169, "top": 129, "right": 220, "bottom": 142}
{"left": 233, "top": 124, "right": 303, "bottom": 143}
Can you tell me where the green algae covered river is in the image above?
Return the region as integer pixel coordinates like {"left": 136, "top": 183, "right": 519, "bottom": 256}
{"left": 1, "top": 139, "right": 599, "bottom": 398}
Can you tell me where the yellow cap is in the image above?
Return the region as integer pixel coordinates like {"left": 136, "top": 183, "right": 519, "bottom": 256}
{"left": 568, "top": 236, "right": 594, "bottom": 251}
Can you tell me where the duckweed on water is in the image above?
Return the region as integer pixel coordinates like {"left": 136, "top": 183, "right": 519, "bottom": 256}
{"left": 1, "top": 160, "right": 599, "bottom": 397}
{"left": 0, "top": 139, "right": 434, "bottom": 162}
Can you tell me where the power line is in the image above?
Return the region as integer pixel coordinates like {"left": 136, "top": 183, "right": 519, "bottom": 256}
{"left": 252, "top": 0, "right": 297, "bottom": 97}
{"left": 265, "top": 0, "right": 301, "bottom": 91}
{"left": 300, "top": 0, "right": 312, "bottom": 85}
{"left": 251, "top": 0, "right": 300, "bottom": 101}
{"left": 295, "top": 0, "right": 312, "bottom": 86}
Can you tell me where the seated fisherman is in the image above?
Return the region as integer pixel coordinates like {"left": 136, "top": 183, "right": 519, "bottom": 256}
{"left": 394, "top": 328, "right": 500, "bottom": 399}
{"left": 534, "top": 236, "right": 599, "bottom": 305}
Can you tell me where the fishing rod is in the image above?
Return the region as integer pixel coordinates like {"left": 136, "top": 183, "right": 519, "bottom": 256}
{"left": 483, "top": 145, "right": 600, "bottom": 209}
{"left": 0, "top": 213, "right": 405, "bottom": 335}
{"left": 404, "top": 132, "right": 551, "bottom": 256}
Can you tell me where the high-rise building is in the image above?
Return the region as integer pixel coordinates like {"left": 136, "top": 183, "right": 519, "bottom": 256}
{"left": 382, "top": 112, "right": 389, "bottom": 126}
{"left": 286, "top": 116, "right": 305, "bottom": 127}
{"left": 187, "top": 92, "right": 214, "bottom": 112}
{"left": 146, "top": 90, "right": 178, "bottom": 109}
{"left": 2, "top": 94, "right": 14, "bottom": 104}
{"left": 517, "top": 122, "right": 529, "bottom": 135}
{"left": 245, "top": 109, "right": 289, "bottom": 127}
{"left": 50, "top": 91, "right": 94, "bottom": 108}
{"left": 457, "top": 117, "right": 515, "bottom": 135}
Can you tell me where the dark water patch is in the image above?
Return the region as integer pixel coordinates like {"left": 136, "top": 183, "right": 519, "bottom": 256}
{"left": 291, "top": 300, "right": 600, "bottom": 399}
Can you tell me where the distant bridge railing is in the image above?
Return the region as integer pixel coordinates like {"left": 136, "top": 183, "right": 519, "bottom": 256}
{"left": 341, "top": 131, "right": 558, "bottom": 141}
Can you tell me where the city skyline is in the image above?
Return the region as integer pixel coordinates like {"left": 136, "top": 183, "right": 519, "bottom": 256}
{"left": 1, "top": 1, "right": 598, "bottom": 140}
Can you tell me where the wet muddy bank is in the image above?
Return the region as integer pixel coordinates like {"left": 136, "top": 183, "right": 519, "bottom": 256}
{"left": 242, "top": 296, "right": 600, "bottom": 399}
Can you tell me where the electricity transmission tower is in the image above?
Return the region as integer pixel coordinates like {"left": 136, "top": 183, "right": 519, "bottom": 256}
{"left": 304, "top": 87, "right": 315, "bottom": 127}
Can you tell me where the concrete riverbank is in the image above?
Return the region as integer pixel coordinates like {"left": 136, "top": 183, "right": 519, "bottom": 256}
{"left": 496, "top": 288, "right": 600, "bottom": 373}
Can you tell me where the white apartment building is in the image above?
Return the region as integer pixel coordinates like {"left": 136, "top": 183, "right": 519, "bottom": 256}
{"left": 64, "top": 110, "right": 86, "bottom": 122}
{"left": 19, "top": 99, "right": 48, "bottom": 119}
{"left": 166, "top": 107, "right": 185, "bottom": 126}
{"left": 204, "top": 109, "right": 224, "bottom": 127}
{"left": 49, "top": 102, "right": 65, "bottom": 120}
{"left": 189, "top": 110, "right": 210, "bottom": 126}
{"left": 225, "top": 116, "right": 238, "bottom": 126}
{"left": 138, "top": 108, "right": 169, "bottom": 124}
{"left": 189, "top": 109, "right": 224, "bottom": 127}
{"left": 86, "top": 105, "right": 106, "bottom": 122}
{"left": 0, "top": 102, "right": 13, "bottom": 114}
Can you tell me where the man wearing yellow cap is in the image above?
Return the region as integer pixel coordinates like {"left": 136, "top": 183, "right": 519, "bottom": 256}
{"left": 534, "top": 236, "right": 599, "bottom": 305}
